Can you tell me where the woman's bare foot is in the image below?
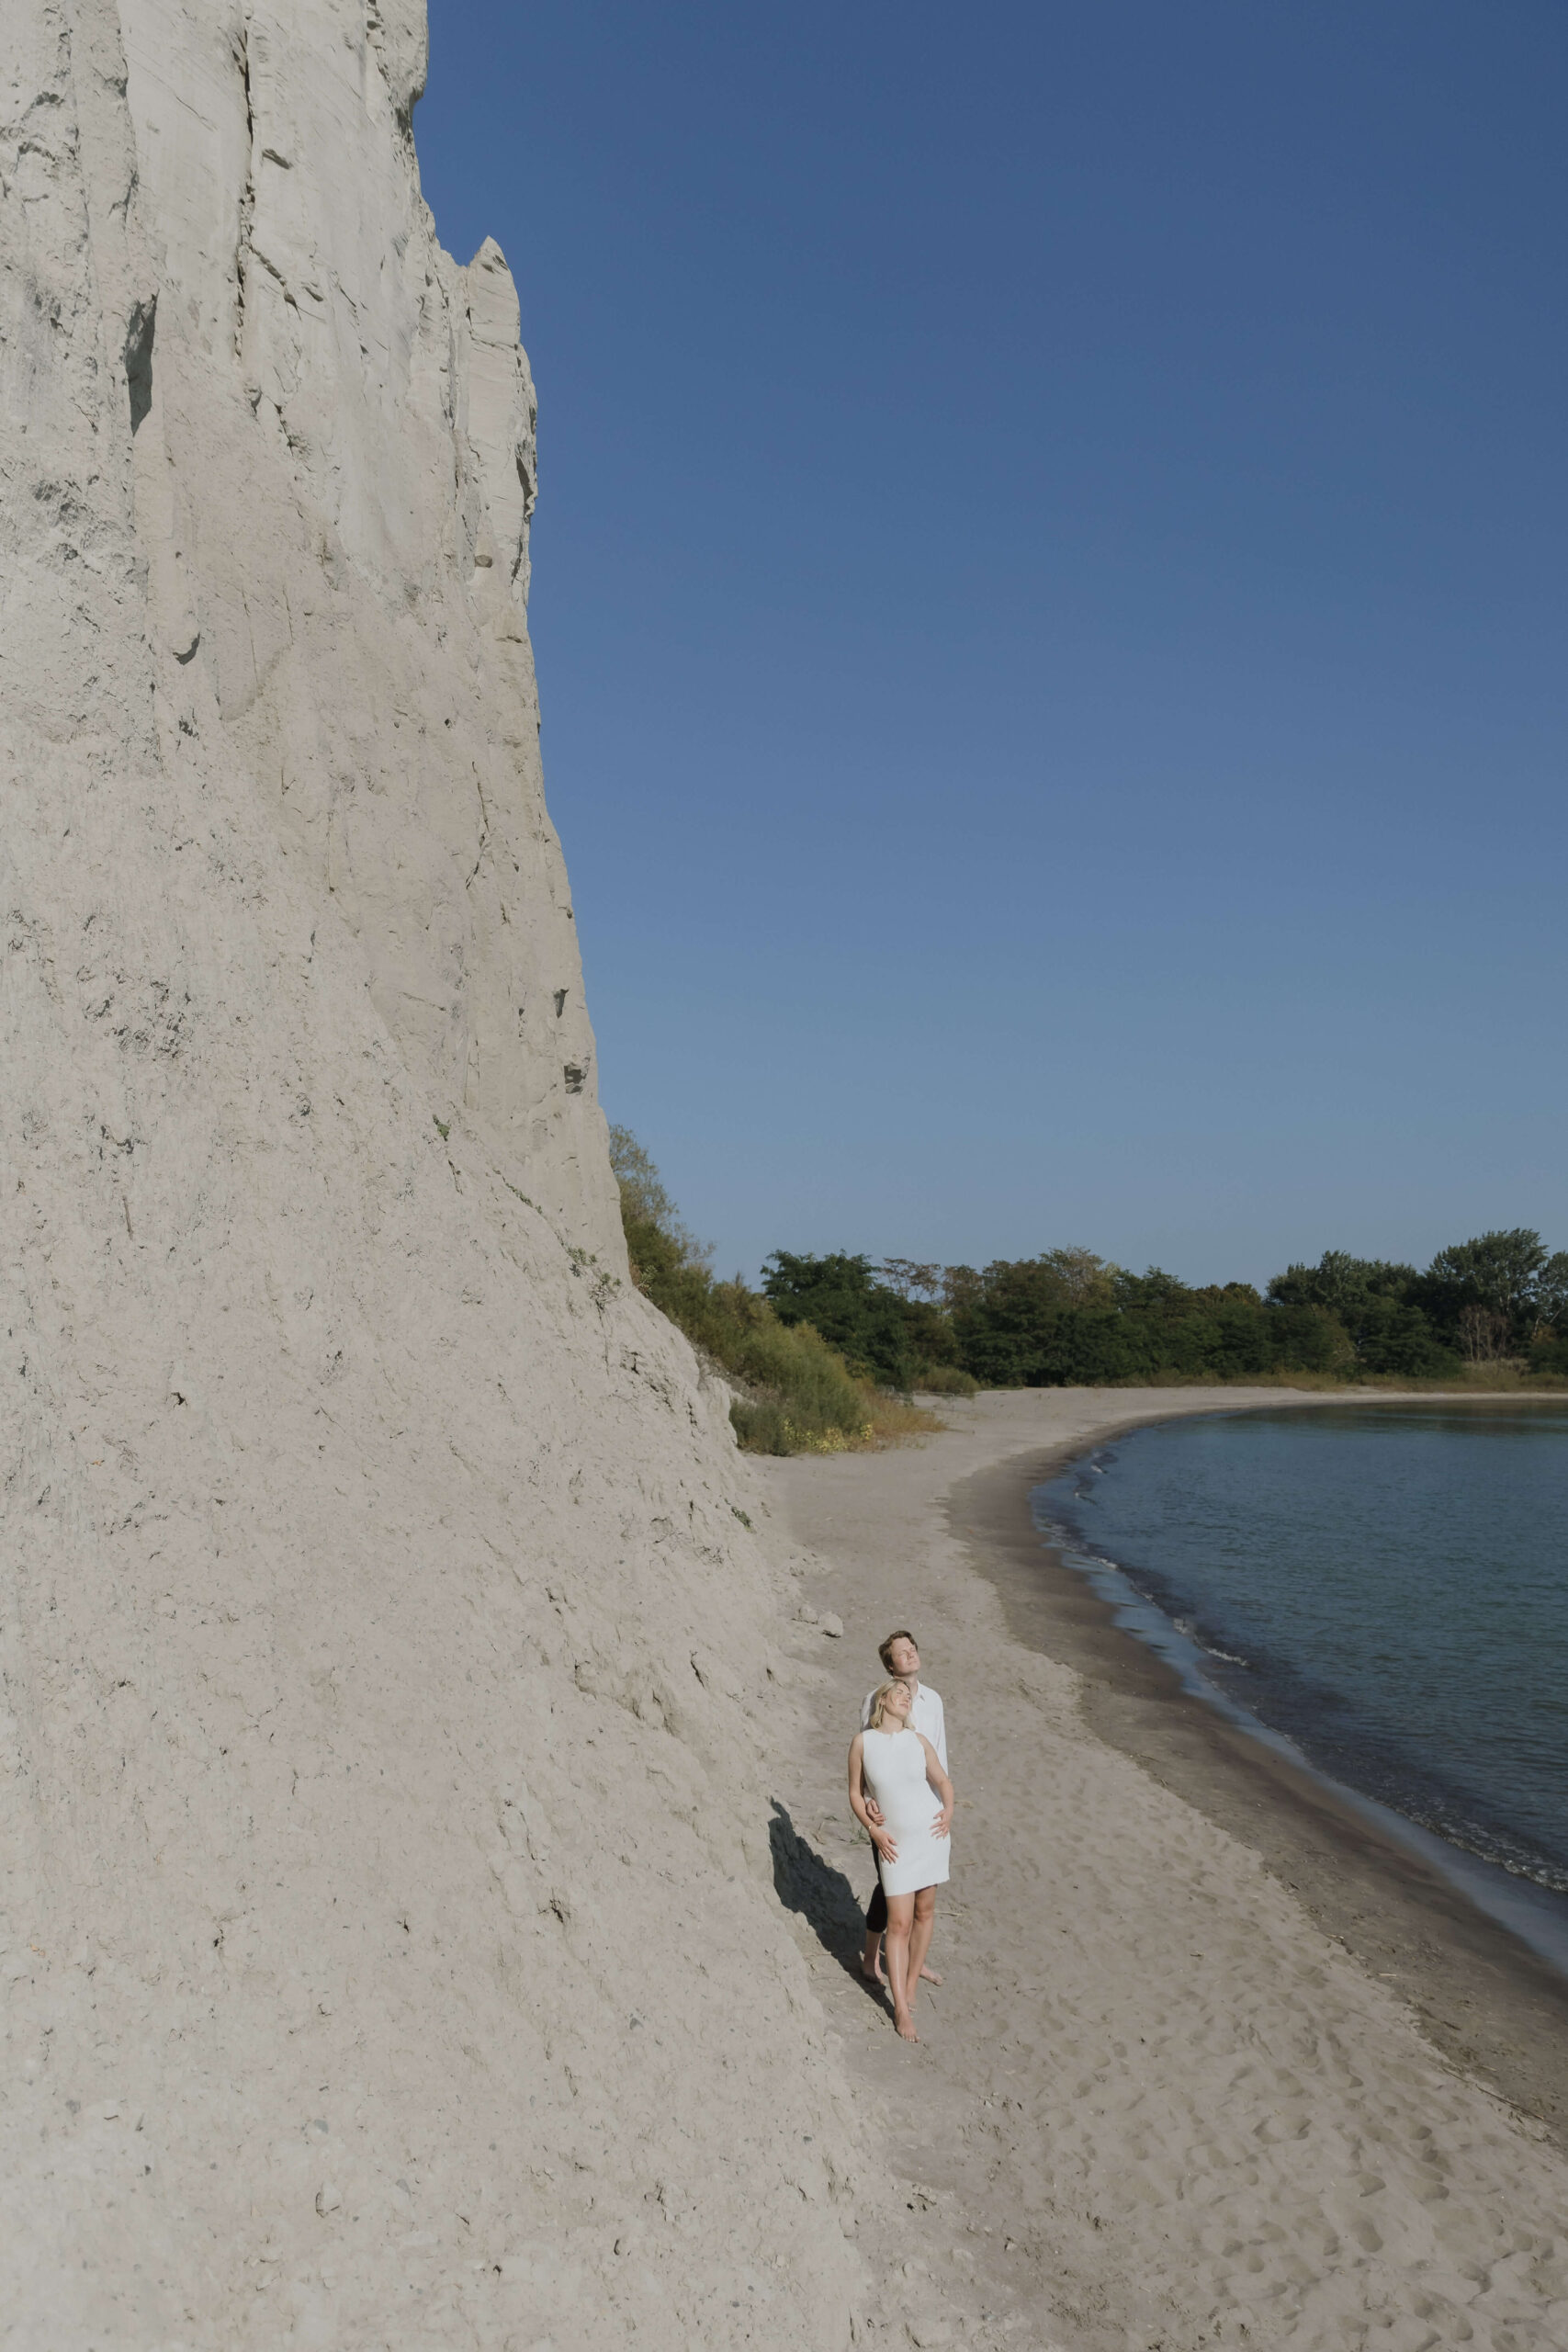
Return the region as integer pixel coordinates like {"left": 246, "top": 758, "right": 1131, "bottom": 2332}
{"left": 918, "top": 1963, "right": 942, "bottom": 1985}
{"left": 894, "top": 2007, "right": 919, "bottom": 2042}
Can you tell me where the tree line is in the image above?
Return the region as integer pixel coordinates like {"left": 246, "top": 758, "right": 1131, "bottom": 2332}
{"left": 765, "top": 1232, "right": 1568, "bottom": 1389}
{"left": 609, "top": 1129, "right": 1567, "bottom": 1451}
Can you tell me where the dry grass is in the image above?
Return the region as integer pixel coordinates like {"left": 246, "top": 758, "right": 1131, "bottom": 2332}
{"left": 861, "top": 1388, "right": 945, "bottom": 1446}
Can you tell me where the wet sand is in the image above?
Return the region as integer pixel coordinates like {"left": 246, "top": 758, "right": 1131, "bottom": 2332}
{"left": 763, "top": 1387, "right": 1568, "bottom": 2351}
{"left": 950, "top": 1419, "right": 1568, "bottom": 2143}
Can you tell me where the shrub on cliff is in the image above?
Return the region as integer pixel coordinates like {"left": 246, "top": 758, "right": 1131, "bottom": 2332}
{"left": 607, "top": 1128, "right": 919, "bottom": 1452}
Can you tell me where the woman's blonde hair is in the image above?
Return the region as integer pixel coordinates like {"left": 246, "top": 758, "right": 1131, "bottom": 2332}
{"left": 867, "top": 1678, "right": 913, "bottom": 1731}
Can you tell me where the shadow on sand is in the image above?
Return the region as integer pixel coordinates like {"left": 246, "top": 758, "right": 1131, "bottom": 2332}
{"left": 768, "top": 1801, "right": 887, "bottom": 2003}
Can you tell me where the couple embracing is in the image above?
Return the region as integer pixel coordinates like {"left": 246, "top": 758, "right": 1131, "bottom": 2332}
{"left": 847, "top": 1630, "right": 954, "bottom": 2043}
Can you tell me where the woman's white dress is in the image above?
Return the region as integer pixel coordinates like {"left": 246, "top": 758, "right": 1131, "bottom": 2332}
{"left": 860, "top": 1726, "right": 950, "bottom": 1896}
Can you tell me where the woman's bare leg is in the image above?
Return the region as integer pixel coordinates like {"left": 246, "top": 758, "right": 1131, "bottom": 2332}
{"left": 883, "top": 1894, "right": 918, "bottom": 2040}
{"left": 907, "top": 1889, "right": 937, "bottom": 2001}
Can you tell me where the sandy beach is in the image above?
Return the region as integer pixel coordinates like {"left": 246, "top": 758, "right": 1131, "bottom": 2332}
{"left": 763, "top": 1387, "right": 1568, "bottom": 2350}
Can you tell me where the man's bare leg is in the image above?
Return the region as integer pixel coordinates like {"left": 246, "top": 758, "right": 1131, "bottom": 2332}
{"left": 862, "top": 1928, "right": 886, "bottom": 1984}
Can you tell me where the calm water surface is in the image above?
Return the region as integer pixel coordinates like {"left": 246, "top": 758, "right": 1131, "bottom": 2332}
{"left": 1033, "top": 1403, "right": 1568, "bottom": 1898}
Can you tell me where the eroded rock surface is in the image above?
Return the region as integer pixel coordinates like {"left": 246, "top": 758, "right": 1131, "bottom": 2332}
{"left": 0, "top": 6, "right": 877, "bottom": 2342}
{"left": 117, "top": 0, "right": 611, "bottom": 1227}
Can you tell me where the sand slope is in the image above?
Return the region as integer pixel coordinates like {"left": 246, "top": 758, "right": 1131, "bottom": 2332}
{"left": 767, "top": 1391, "right": 1568, "bottom": 2350}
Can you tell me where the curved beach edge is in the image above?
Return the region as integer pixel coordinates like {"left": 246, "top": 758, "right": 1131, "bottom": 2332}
{"left": 944, "top": 1404, "right": 1568, "bottom": 2145}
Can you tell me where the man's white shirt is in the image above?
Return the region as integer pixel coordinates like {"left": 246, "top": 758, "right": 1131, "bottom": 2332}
{"left": 862, "top": 1681, "right": 946, "bottom": 1771}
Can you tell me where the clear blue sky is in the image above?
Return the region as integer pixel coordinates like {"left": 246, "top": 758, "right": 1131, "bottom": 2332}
{"left": 417, "top": 1, "right": 1568, "bottom": 1287}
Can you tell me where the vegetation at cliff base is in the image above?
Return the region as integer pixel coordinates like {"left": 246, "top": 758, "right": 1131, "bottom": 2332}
{"left": 608, "top": 1129, "right": 939, "bottom": 1454}
{"left": 610, "top": 1127, "right": 1567, "bottom": 1422}
{"left": 761, "top": 1250, "right": 976, "bottom": 1395}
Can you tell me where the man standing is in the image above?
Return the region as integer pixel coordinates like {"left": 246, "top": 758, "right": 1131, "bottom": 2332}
{"left": 861, "top": 1630, "right": 946, "bottom": 1988}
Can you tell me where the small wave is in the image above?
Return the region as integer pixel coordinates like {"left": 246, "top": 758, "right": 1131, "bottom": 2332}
{"left": 1172, "top": 1618, "right": 1250, "bottom": 1666}
{"left": 1076, "top": 1552, "right": 1122, "bottom": 1577}
{"left": 1403, "top": 1813, "right": 1568, "bottom": 1899}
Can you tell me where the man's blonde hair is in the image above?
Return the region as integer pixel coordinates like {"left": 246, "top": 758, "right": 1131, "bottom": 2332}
{"left": 866, "top": 1679, "right": 912, "bottom": 1731}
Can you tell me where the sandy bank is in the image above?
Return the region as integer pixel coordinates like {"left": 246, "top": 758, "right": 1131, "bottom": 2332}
{"left": 761, "top": 1388, "right": 1568, "bottom": 2350}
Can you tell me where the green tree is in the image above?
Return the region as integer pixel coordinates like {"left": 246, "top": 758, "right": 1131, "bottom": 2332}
{"left": 1418, "top": 1228, "right": 1553, "bottom": 1353}
{"left": 1266, "top": 1250, "right": 1442, "bottom": 1373}
{"left": 1533, "top": 1254, "right": 1568, "bottom": 1354}
{"left": 880, "top": 1259, "right": 943, "bottom": 1301}
{"left": 1267, "top": 1251, "right": 1418, "bottom": 1320}
{"left": 607, "top": 1125, "right": 711, "bottom": 1272}
{"left": 950, "top": 1254, "right": 1349, "bottom": 1385}
{"left": 762, "top": 1250, "right": 926, "bottom": 1389}
{"left": 1111, "top": 1266, "right": 1196, "bottom": 1314}
{"left": 947, "top": 1253, "right": 1120, "bottom": 1385}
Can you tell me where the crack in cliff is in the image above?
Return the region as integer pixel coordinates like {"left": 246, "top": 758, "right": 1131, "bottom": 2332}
{"left": 232, "top": 16, "right": 255, "bottom": 360}
{"left": 467, "top": 765, "right": 492, "bottom": 890}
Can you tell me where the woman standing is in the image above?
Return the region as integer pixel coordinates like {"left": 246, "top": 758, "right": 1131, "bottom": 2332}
{"left": 849, "top": 1679, "right": 953, "bottom": 2041}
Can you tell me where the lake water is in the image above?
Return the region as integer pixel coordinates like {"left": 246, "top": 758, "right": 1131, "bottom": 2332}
{"left": 1032, "top": 1402, "right": 1568, "bottom": 1923}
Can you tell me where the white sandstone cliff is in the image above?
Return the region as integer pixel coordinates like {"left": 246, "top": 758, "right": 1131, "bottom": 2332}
{"left": 119, "top": 0, "right": 616, "bottom": 1242}
{"left": 1, "top": 6, "right": 874, "bottom": 2344}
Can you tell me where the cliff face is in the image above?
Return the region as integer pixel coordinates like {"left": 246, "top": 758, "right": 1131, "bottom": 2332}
{"left": 117, "top": 0, "right": 616, "bottom": 1242}
{"left": 0, "top": 7, "right": 868, "bottom": 2343}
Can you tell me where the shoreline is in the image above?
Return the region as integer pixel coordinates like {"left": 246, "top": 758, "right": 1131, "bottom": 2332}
{"left": 764, "top": 1386, "right": 1568, "bottom": 2348}
{"left": 1033, "top": 1419, "right": 1568, "bottom": 1974}
{"left": 945, "top": 1408, "right": 1568, "bottom": 2143}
